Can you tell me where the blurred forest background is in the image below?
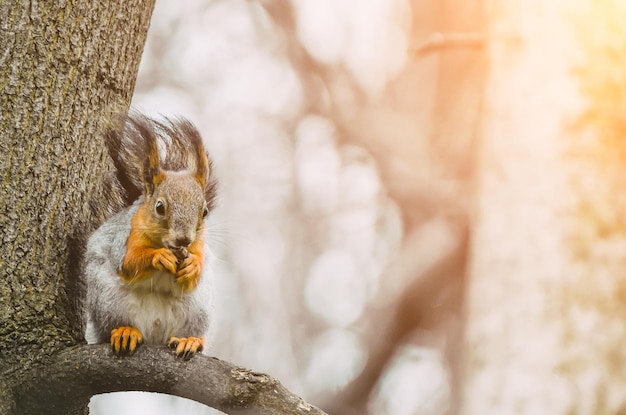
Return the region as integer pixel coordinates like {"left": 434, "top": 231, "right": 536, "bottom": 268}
{"left": 92, "top": 0, "right": 480, "bottom": 413}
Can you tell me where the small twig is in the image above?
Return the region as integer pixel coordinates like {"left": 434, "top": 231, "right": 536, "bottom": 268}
{"left": 412, "top": 32, "right": 485, "bottom": 56}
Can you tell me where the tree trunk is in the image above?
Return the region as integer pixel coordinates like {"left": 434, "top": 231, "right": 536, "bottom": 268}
{"left": 462, "top": 1, "right": 626, "bottom": 414}
{"left": 0, "top": 0, "right": 154, "bottom": 412}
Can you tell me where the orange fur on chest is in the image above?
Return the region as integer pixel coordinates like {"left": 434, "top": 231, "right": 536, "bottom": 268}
{"left": 119, "top": 206, "right": 164, "bottom": 283}
{"left": 119, "top": 205, "right": 204, "bottom": 292}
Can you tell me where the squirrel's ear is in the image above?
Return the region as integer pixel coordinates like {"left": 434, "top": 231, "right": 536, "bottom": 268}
{"left": 192, "top": 136, "right": 210, "bottom": 188}
{"left": 143, "top": 148, "right": 164, "bottom": 196}
{"left": 142, "top": 129, "right": 164, "bottom": 196}
{"left": 126, "top": 113, "right": 164, "bottom": 197}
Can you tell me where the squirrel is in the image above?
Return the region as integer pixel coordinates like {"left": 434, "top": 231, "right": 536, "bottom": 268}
{"left": 84, "top": 112, "right": 217, "bottom": 360}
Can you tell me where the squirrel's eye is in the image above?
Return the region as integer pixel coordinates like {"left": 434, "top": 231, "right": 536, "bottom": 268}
{"left": 155, "top": 200, "right": 165, "bottom": 216}
{"left": 202, "top": 206, "right": 209, "bottom": 218}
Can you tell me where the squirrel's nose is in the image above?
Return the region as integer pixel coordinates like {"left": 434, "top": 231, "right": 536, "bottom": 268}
{"left": 173, "top": 237, "right": 192, "bottom": 248}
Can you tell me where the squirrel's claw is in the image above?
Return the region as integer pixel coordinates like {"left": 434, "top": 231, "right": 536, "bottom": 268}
{"left": 110, "top": 326, "right": 143, "bottom": 355}
{"left": 152, "top": 248, "right": 178, "bottom": 274}
{"left": 167, "top": 336, "right": 204, "bottom": 360}
{"left": 176, "top": 254, "right": 202, "bottom": 291}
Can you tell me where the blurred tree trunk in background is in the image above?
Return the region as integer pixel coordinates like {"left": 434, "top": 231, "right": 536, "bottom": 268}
{"left": 326, "top": 0, "right": 485, "bottom": 412}
{"left": 462, "top": 1, "right": 626, "bottom": 414}
{"left": 0, "top": 1, "right": 154, "bottom": 413}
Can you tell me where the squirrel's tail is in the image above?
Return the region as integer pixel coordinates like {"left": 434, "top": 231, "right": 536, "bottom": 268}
{"left": 89, "top": 111, "right": 216, "bottom": 227}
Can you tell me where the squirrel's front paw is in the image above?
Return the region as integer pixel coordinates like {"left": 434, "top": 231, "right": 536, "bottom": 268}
{"left": 176, "top": 254, "right": 202, "bottom": 291}
{"left": 167, "top": 336, "right": 204, "bottom": 360}
{"left": 110, "top": 326, "right": 143, "bottom": 355}
{"left": 152, "top": 248, "right": 178, "bottom": 274}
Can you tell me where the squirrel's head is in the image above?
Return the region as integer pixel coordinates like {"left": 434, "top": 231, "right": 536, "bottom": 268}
{"left": 139, "top": 117, "right": 215, "bottom": 249}
{"left": 144, "top": 172, "right": 209, "bottom": 249}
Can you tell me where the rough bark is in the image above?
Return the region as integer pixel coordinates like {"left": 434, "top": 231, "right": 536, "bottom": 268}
{"left": 461, "top": 1, "right": 626, "bottom": 414}
{"left": 16, "top": 344, "right": 326, "bottom": 415}
{"left": 1, "top": 0, "right": 155, "bottom": 412}
{"left": 0, "top": 1, "right": 325, "bottom": 414}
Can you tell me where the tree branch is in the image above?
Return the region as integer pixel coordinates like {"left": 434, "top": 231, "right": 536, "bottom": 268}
{"left": 412, "top": 32, "right": 484, "bottom": 55}
{"left": 16, "top": 344, "right": 326, "bottom": 415}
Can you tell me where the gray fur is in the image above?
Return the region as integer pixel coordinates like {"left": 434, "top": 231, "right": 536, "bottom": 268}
{"left": 85, "top": 199, "right": 214, "bottom": 345}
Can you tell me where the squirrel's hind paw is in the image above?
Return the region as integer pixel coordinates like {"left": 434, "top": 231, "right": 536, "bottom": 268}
{"left": 110, "top": 326, "right": 143, "bottom": 355}
{"left": 167, "top": 336, "right": 204, "bottom": 360}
